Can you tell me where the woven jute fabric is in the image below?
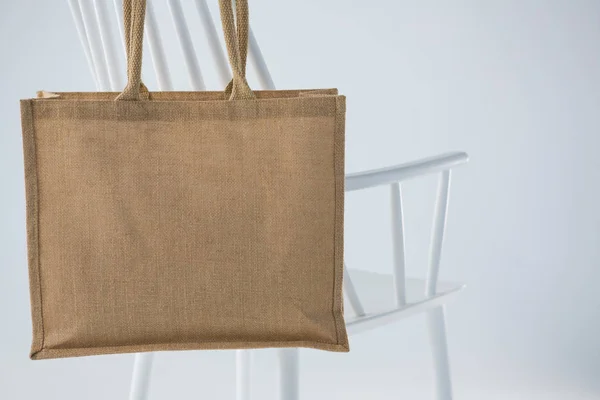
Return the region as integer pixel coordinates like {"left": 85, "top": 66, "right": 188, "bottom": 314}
{"left": 20, "top": 0, "right": 348, "bottom": 360}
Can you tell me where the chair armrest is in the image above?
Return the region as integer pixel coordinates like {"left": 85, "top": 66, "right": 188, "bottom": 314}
{"left": 345, "top": 151, "right": 469, "bottom": 192}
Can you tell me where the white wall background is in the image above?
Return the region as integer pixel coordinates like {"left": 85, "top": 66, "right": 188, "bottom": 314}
{"left": 1, "top": 0, "right": 600, "bottom": 399}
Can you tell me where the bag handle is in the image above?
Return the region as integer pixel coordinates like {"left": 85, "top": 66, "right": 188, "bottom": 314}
{"left": 116, "top": 0, "right": 147, "bottom": 100}
{"left": 116, "top": 0, "right": 255, "bottom": 101}
{"left": 222, "top": 0, "right": 252, "bottom": 99}
{"left": 218, "top": 0, "right": 254, "bottom": 99}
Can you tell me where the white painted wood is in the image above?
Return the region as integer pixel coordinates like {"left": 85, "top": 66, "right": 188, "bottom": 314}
{"left": 343, "top": 264, "right": 365, "bottom": 316}
{"left": 93, "top": 0, "right": 124, "bottom": 90}
{"left": 428, "top": 306, "right": 453, "bottom": 400}
{"left": 278, "top": 349, "right": 299, "bottom": 400}
{"left": 248, "top": 28, "right": 275, "bottom": 90}
{"left": 129, "top": 353, "right": 154, "bottom": 400}
{"left": 194, "top": 0, "right": 231, "bottom": 87}
{"left": 390, "top": 182, "right": 407, "bottom": 306}
{"left": 344, "top": 269, "right": 464, "bottom": 335}
{"left": 346, "top": 152, "right": 468, "bottom": 192}
{"left": 78, "top": 0, "right": 111, "bottom": 90}
{"left": 112, "top": 0, "right": 126, "bottom": 53}
{"left": 67, "top": 0, "right": 99, "bottom": 88}
{"left": 167, "top": 0, "right": 205, "bottom": 90}
{"left": 236, "top": 350, "right": 252, "bottom": 400}
{"left": 344, "top": 270, "right": 464, "bottom": 313}
{"left": 426, "top": 170, "right": 452, "bottom": 297}
{"left": 418, "top": 170, "right": 454, "bottom": 399}
{"left": 146, "top": 0, "right": 173, "bottom": 90}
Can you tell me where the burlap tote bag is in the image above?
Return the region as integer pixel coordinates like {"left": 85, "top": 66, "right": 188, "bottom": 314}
{"left": 20, "top": 0, "right": 348, "bottom": 360}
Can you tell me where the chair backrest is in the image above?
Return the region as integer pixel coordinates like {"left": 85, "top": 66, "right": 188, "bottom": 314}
{"left": 68, "top": 0, "right": 468, "bottom": 320}
{"left": 66, "top": 0, "right": 275, "bottom": 93}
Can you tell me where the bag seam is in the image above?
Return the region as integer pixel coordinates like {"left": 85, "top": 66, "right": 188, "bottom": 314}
{"left": 331, "top": 96, "right": 348, "bottom": 348}
{"left": 31, "top": 339, "right": 349, "bottom": 360}
{"left": 23, "top": 100, "right": 45, "bottom": 357}
{"left": 32, "top": 100, "right": 45, "bottom": 357}
{"left": 332, "top": 99, "right": 340, "bottom": 345}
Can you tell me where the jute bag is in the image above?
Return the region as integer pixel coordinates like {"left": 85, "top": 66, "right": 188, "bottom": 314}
{"left": 20, "top": 0, "right": 348, "bottom": 360}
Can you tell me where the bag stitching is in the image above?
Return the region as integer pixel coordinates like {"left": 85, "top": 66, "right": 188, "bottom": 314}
{"left": 24, "top": 101, "right": 45, "bottom": 357}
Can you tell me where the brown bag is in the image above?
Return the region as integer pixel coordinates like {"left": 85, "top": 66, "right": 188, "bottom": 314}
{"left": 20, "top": 0, "right": 348, "bottom": 360}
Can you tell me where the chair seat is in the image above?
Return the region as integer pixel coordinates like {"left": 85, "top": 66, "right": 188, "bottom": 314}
{"left": 344, "top": 269, "right": 465, "bottom": 335}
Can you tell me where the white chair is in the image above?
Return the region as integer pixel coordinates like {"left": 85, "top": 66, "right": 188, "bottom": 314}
{"left": 66, "top": 1, "right": 469, "bottom": 399}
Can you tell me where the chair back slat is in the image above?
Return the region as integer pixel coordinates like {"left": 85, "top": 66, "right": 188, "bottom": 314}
{"left": 167, "top": 0, "right": 205, "bottom": 89}
{"left": 111, "top": 0, "right": 127, "bottom": 54}
{"left": 94, "top": 0, "right": 124, "bottom": 90}
{"left": 146, "top": 0, "right": 173, "bottom": 90}
{"left": 79, "top": 0, "right": 112, "bottom": 90}
{"left": 390, "top": 182, "right": 407, "bottom": 306}
{"left": 195, "top": 0, "right": 232, "bottom": 87}
{"left": 67, "top": 0, "right": 99, "bottom": 88}
{"left": 425, "top": 170, "right": 452, "bottom": 297}
{"left": 248, "top": 28, "right": 275, "bottom": 90}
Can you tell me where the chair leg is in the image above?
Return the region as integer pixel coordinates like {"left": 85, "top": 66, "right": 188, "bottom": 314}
{"left": 278, "top": 348, "right": 299, "bottom": 400}
{"left": 129, "top": 353, "right": 154, "bottom": 400}
{"left": 236, "top": 350, "right": 252, "bottom": 400}
{"left": 427, "top": 306, "right": 453, "bottom": 400}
